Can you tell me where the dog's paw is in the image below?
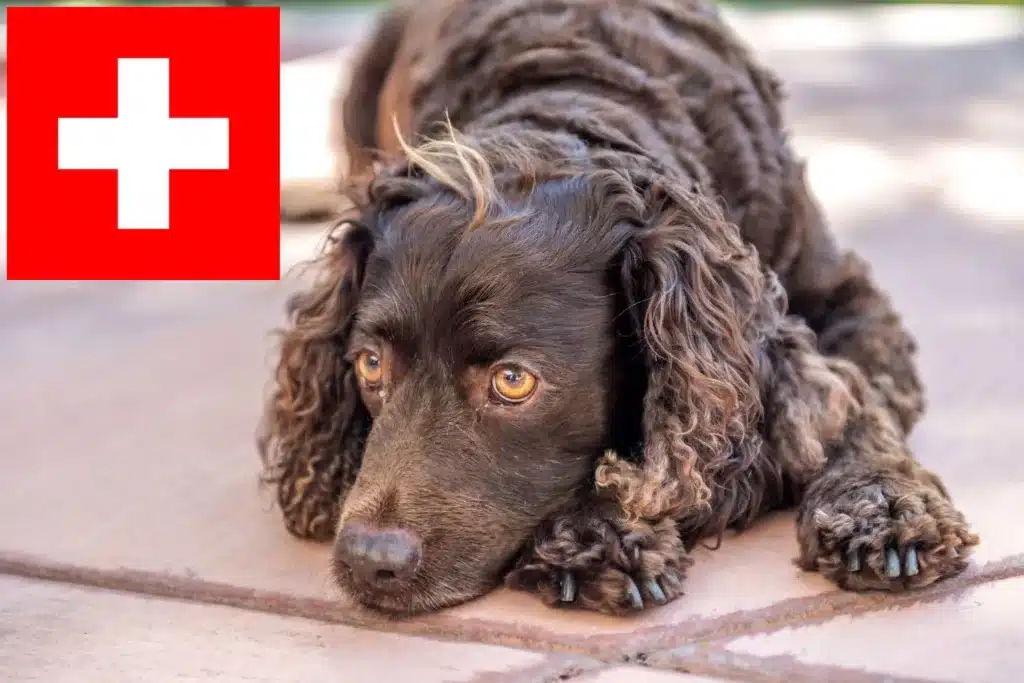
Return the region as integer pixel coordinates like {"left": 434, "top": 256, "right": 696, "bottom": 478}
{"left": 798, "top": 478, "right": 979, "bottom": 591}
{"left": 505, "top": 509, "right": 692, "bottom": 615}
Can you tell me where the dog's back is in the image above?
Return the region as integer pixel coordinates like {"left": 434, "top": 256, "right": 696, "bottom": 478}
{"left": 348, "top": 0, "right": 786, "bottom": 177}
{"left": 292, "top": 0, "right": 812, "bottom": 277}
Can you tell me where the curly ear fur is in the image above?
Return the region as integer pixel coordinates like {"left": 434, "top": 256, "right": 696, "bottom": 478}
{"left": 596, "top": 183, "right": 860, "bottom": 539}
{"left": 257, "top": 221, "right": 375, "bottom": 541}
{"left": 596, "top": 184, "right": 765, "bottom": 523}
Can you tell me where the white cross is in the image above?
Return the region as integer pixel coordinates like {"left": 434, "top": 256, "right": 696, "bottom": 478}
{"left": 57, "top": 58, "right": 230, "bottom": 230}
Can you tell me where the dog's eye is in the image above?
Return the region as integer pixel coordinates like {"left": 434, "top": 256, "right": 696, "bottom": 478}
{"left": 491, "top": 365, "right": 538, "bottom": 403}
{"left": 355, "top": 350, "right": 384, "bottom": 385}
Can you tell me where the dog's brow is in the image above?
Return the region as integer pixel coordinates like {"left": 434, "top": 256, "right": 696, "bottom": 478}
{"left": 454, "top": 301, "right": 584, "bottom": 361}
{"left": 354, "top": 288, "right": 415, "bottom": 344}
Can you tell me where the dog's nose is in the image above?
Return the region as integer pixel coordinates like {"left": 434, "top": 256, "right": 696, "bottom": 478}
{"left": 337, "top": 523, "right": 422, "bottom": 585}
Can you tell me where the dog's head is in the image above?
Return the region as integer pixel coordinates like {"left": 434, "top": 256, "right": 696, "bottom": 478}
{"left": 260, "top": 132, "right": 772, "bottom": 615}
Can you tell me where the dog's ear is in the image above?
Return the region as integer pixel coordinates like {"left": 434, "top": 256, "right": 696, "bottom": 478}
{"left": 258, "top": 220, "right": 375, "bottom": 541}
{"left": 597, "top": 183, "right": 769, "bottom": 530}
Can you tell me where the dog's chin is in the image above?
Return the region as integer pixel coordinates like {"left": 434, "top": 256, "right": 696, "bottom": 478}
{"left": 332, "top": 567, "right": 496, "bottom": 618}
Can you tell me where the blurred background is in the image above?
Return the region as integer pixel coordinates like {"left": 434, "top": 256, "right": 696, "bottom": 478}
{"left": 0, "top": 3, "right": 1022, "bottom": 681}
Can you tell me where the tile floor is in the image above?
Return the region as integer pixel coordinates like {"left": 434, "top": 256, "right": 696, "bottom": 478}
{"left": 1, "top": 5, "right": 1022, "bottom": 682}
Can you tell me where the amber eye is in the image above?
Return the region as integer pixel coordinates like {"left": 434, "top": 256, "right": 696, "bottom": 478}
{"left": 491, "top": 365, "right": 538, "bottom": 403}
{"left": 355, "top": 350, "right": 383, "bottom": 385}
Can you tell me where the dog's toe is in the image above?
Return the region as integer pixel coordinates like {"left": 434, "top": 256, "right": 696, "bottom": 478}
{"left": 884, "top": 547, "right": 901, "bottom": 578}
{"left": 904, "top": 546, "right": 920, "bottom": 577}
{"left": 559, "top": 571, "right": 576, "bottom": 603}
{"left": 624, "top": 577, "right": 644, "bottom": 610}
{"left": 645, "top": 578, "right": 666, "bottom": 603}
{"left": 846, "top": 549, "right": 861, "bottom": 572}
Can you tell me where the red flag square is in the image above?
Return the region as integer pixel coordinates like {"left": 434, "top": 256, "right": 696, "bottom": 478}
{"left": 6, "top": 7, "right": 281, "bottom": 280}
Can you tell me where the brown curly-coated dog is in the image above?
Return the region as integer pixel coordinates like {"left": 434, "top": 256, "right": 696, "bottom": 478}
{"left": 261, "top": 0, "right": 979, "bottom": 616}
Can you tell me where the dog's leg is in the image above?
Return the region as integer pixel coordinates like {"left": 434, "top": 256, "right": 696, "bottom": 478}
{"left": 794, "top": 382, "right": 979, "bottom": 590}
{"left": 761, "top": 168, "right": 979, "bottom": 587}
{"left": 758, "top": 314, "right": 978, "bottom": 589}
{"left": 770, "top": 161, "right": 925, "bottom": 434}
{"left": 504, "top": 490, "right": 692, "bottom": 615}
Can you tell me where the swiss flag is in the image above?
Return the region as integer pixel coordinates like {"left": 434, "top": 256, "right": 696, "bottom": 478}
{"left": 6, "top": 7, "right": 281, "bottom": 280}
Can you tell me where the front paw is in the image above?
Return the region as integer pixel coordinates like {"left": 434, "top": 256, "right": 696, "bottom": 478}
{"left": 505, "top": 509, "right": 692, "bottom": 615}
{"left": 798, "top": 477, "right": 979, "bottom": 591}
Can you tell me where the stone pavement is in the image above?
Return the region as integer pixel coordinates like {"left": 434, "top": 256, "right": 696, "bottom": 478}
{"left": 2, "top": 5, "right": 1023, "bottom": 682}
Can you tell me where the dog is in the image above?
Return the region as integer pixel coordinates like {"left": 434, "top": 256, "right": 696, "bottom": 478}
{"left": 261, "top": 0, "right": 978, "bottom": 616}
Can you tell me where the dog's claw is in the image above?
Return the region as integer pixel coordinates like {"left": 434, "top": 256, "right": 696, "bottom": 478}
{"left": 646, "top": 579, "right": 666, "bottom": 603}
{"left": 904, "top": 547, "right": 920, "bottom": 577}
{"left": 871, "top": 487, "right": 888, "bottom": 508}
{"left": 625, "top": 578, "right": 644, "bottom": 609}
{"left": 885, "top": 547, "right": 901, "bottom": 578}
{"left": 847, "top": 550, "right": 861, "bottom": 572}
{"left": 559, "top": 571, "right": 576, "bottom": 602}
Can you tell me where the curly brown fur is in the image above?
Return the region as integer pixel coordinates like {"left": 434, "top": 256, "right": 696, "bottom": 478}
{"left": 259, "top": 0, "right": 976, "bottom": 616}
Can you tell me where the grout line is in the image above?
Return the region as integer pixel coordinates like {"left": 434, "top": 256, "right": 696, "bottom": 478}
{"left": 2, "top": 550, "right": 1022, "bottom": 665}
{"left": 0, "top": 550, "right": 617, "bottom": 655}
{"left": 610, "top": 553, "right": 1024, "bottom": 658}
{"left": 642, "top": 644, "right": 951, "bottom": 683}
{"left": 464, "top": 655, "right": 606, "bottom": 683}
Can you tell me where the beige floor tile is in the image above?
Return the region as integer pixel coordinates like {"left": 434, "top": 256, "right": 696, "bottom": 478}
{"left": 725, "top": 577, "right": 1024, "bottom": 683}
{"left": 0, "top": 576, "right": 547, "bottom": 683}
{"left": 580, "top": 666, "right": 730, "bottom": 682}
{"left": 0, "top": 279, "right": 336, "bottom": 601}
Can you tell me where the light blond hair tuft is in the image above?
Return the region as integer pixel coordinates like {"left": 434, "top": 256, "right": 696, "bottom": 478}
{"left": 393, "top": 115, "right": 500, "bottom": 230}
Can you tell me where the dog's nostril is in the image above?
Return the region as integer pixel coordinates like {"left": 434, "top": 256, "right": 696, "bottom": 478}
{"left": 337, "top": 523, "right": 422, "bottom": 586}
